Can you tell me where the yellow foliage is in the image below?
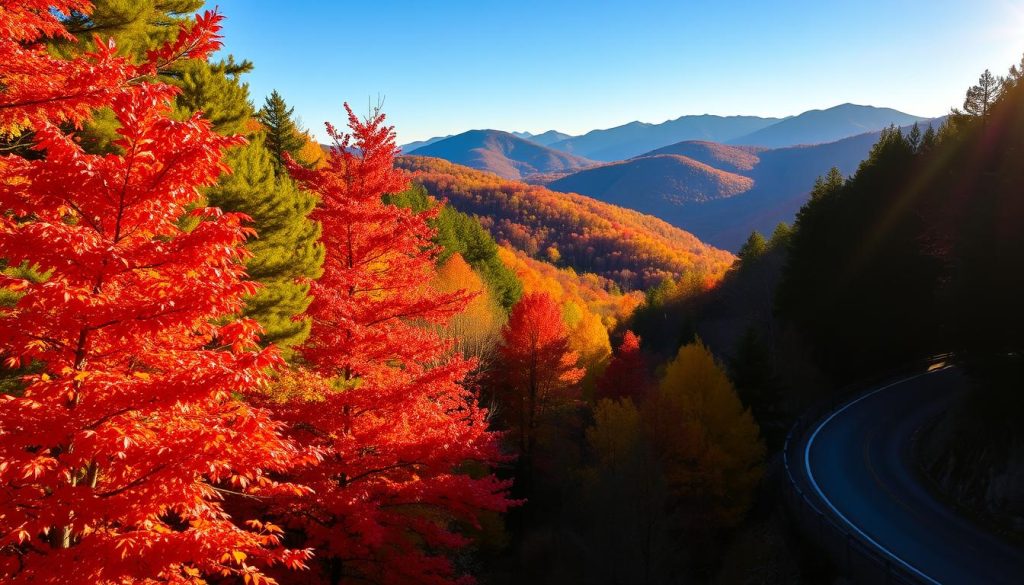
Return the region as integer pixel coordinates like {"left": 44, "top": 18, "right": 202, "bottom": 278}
{"left": 648, "top": 339, "right": 764, "bottom": 529}
{"left": 298, "top": 132, "right": 326, "bottom": 169}
{"left": 587, "top": 398, "right": 643, "bottom": 471}
{"left": 431, "top": 254, "right": 505, "bottom": 367}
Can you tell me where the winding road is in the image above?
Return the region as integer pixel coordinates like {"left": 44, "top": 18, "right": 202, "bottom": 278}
{"left": 793, "top": 365, "right": 1024, "bottom": 584}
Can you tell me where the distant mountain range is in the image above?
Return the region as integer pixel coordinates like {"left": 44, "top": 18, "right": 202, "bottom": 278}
{"left": 547, "top": 153, "right": 754, "bottom": 207}
{"left": 407, "top": 130, "right": 595, "bottom": 180}
{"left": 402, "top": 104, "right": 928, "bottom": 167}
{"left": 549, "top": 115, "right": 779, "bottom": 161}
{"left": 725, "top": 104, "right": 926, "bottom": 148}
{"left": 396, "top": 105, "right": 937, "bottom": 250}
{"left": 544, "top": 118, "right": 944, "bottom": 250}
{"left": 399, "top": 135, "right": 451, "bottom": 153}
{"left": 511, "top": 130, "right": 572, "bottom": 146}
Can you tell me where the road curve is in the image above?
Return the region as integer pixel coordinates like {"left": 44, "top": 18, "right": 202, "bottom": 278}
{"left": 795, "top": 365, "right": 1024, "bottom": 584}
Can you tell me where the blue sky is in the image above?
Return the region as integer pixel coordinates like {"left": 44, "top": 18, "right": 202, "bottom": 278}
{"left": 208, "top": 0, "right": 1024, "bottom": 144}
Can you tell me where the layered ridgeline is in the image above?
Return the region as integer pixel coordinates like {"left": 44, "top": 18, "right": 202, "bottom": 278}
{"left": 408, "top": 129, "right": 596, "bottom": 179}
{"left": 401, "top": 129, "right": 571, "bottom": 153}
{"left": 396, "top": 156, "right": 736, "bottom": 290}
{"left": 548, "top": 104, "right": 925, "bottom": 160}
{"left": 512, "top": 130, "right": 573, "bottom": 146}
{"left": 726, "top": 103, "right": 926, "bottom": 148}
{"left": 545, "top": 120, "right": 942, "bottom": 250}
{"left": 549, "top": 114, "right": 779, "bottom": 161}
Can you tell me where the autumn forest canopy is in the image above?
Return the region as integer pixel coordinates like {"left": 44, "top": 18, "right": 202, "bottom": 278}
{"left": 1, "top": 2, "right": 1023, "bottom": 584}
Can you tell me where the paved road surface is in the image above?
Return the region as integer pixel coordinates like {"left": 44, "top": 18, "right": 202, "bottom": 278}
{"left": 799, "top": 366, "right": 1024, "bottom": 584}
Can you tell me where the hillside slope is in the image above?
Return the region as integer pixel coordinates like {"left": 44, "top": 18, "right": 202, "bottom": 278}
{"left": 547, "top": 154, "right": 754, "bottom": 209}
{"left": 408, "top": 129, "right": 595, "bottom": 179}
{"left": 396, "top": 156, "right": 736, "bottom": 289}
{"left": 640, "top": 141, "right": 767, "bottom": 172}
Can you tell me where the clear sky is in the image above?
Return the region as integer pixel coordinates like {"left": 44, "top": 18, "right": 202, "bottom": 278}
{"left": 208, "top": 0, "right": 1024, "bottom": 144}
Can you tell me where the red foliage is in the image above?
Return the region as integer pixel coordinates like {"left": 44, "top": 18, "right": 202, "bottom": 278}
{"left": 595, "top": 331, "right": 654, "bottom": 402}
{"left": 272, "top": 105, "right": 512, "bottom": 585}
{"left": 493, "top": 293, "right": 584, "bottom": 462}
{"left": 0, "top": 6, "right": 310, "bottom": 583}
{"left": 0, "top": 2, "right": 224, "bottom": 132}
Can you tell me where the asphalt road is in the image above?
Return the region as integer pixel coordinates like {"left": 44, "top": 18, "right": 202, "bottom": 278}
{"left": 800, "top": 365, "right": 1024, "bottom": 585}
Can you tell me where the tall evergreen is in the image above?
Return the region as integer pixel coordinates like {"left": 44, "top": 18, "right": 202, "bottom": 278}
{"left": 206, "top": 136, "right": 324, "bottom": 353}
{"left": 961, "top": 69, "right": 1002, "bottom": 124}
{"left": 54, "top": 1, "right": 324, "bottom": 356}
{"left": 258, "top": 90, "right": 314, "bottom": 169}
{"left": 731, "top": 327, "right": 785, "bottom": 450}
{"left": 389, "top": 184, "right": 523, "bottom": 309}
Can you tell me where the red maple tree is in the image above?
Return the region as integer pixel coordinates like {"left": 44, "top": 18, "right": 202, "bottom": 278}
{"left": 0, "top": 5, "right": 309, "bottom": 583}
{"left": 492, "top": 292, "right": 584, "bottom": 490}
{"left": 595, "top": 330, "right": 653, "bottom": 402}
{"left": 271, "top": 105, "right": 512, "bottom": 585}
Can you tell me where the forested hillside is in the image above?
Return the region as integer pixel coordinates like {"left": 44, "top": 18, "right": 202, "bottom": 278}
{"left": 396, "top": 155, "right": 736, "bottom": 289}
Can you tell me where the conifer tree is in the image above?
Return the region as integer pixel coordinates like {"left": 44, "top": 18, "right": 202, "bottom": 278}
{"left": 206, "top": 135, "right": 323, "bottom": 353}
{"left": 258, "top": 90, "right": 314, "bottom": 169}
{"left": 55, "top": 0, "right": 205, "bottom": 59}
{"left": 731, "top": 327, "right": 785, "bottom": 449}
{"left": 962, "top": 69, "right": 1002, "bottom": 124}
{"left": 737, "top": 231, "right": 768, "bottom": 264}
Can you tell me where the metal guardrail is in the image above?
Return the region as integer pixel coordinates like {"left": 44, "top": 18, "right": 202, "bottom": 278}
{"left": 781, "top": 355, "right": 954, "bottom": 585}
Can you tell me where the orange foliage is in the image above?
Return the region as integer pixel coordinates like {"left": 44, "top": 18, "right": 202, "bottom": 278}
{"left": 498, "top": 247, "right": 642, "bottom": 329}
{"left": 396, "top": 156, "right": 735, "bottom": 290}
{"left": 431, "top": 253, "right": 505, "bottom": 368}
{"left": 297, "top": 132, "right": 325, "bottom": 169}
{"left": 496, "top": 246, "right": 645, "bottom": 377}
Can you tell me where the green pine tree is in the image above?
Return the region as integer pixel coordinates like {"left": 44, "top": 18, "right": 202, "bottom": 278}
{"left": 258, "top": 90, "right": 315, "bottom": 169}
{"left": 54, "top": 0, "right": 204, "bottom": 59}
{"left": 207, "top": 136, "right": 324, "bottom": 354}
{"left": 769, "top": 222, "right": 793, "bottom": 248}
{"left": 173, "top": 56, "right": 255, "bottom": 135}
{"left": 388, "top": 185, "right": 522, "bottom": 310}
{"left": 737, "top": 231, "right": 768, "bottom": 264}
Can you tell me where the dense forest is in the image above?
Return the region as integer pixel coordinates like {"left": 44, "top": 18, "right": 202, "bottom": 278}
{"left": 1, "top": 2, "right": 1023, "bottom": 584}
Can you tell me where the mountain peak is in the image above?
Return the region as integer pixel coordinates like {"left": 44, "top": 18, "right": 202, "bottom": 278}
{"left": 407, "top": 129, "right": 595, "bottom": 180}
